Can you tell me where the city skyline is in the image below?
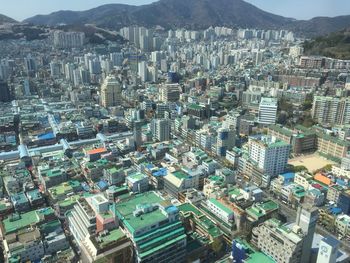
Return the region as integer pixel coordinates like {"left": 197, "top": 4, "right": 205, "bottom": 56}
{"left": 2, "top": 0, "right": 350, "bottom": 21}
{"left": 0, "top": 0, "right": 350, "bottom": 262}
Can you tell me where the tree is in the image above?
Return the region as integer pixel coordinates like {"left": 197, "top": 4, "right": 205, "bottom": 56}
{"left": 290, "top": 165, "right": 308, "bottom": 173}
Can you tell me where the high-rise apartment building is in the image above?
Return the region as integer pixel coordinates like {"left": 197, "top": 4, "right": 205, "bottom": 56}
{"left": 312, "top": 96, "right": 350, "bottom": 126}
{"left": 159, "top": 83, "right": 180, "bottom": 102}
{"left": 248, "top": 135, "right": 291, "bottom": 176}
{"left": 100, "top": 75, "right": 122, "bottom": 108}
{"left": 258, "top": 97, "right": 278, "bottom": 125}
{"left": 151, "top": 119, "right": 171, "bottom": 142}
{"left": 52, "top": 31, "right": 85, "bottom": 48}
{"left": 138, "top": 61, "right": 148, "bottom": 82}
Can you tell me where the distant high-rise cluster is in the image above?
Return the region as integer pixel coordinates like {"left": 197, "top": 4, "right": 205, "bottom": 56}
{"left": 0, "top": 8, "right": 349, "bottom": 263}
{"left": 52, "top": 30, "right": 85, "bottom": 48}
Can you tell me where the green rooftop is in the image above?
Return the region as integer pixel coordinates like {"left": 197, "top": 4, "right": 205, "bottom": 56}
{"left": 97, "top": 228, "right": 125, "bottom": 248}
{"left": 3, "top": 208, "right": 54, "bottom": 234}
{"left": 47, "top": 169, "right": 63, "bottom": 177}
{"left": 178, "top": 203, "right": 223, "bottom": 239}
{"left": 246, "top": 200, "right": 279, "bottom": 219}
{"left": 58, "top": 195, "right": 80, "bottom": 208}
{"left": 208, "top": 198, "right": 234, "bottom": 215}
{"left": 113, "top": 192, "right": 167, "bottom": 235}
{"left": 178, "top": 203, "right": 203, "bottom": 217}
{"left": 172, "top": 170, "right": 188, "bottom": 180}
{"left": 269, "top": 125, "right": 293, "bottom": 137}
{"left": 188, "top": 103, "right": 203, "bottom": 110}
{"left": 247, "top": 252, "right": 275, "bottom": 263}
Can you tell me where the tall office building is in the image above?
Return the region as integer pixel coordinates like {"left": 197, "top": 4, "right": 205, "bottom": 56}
{"left": 216, "top": 127, "right": 236, "bottom": 157}
{"left": 133, "top": 120, "right": 143, "bottom": 148}
{"left": 0, "top": 81, "right": 12, "bottom": 102}
{"left": 312, "top": 96, "right": 350, "bottom": 126}
{"left": 159, "top": 83, "right": 180, "bottom": 102}
{"left": 151, "top": 119, "right": 171, "bottom": 142}
{"left": 316, "top": 236, "right": 339, "bottom": 263}
{"left": 248, "top": 135, "right": 291, "bottom": 176}
{"left": 296, "top": 204, "right": 319, "bottom": 263}
{"left": 258, "top": 97, "right": 278, "bottom": 125}
{"left": 100, "top": 75, "right": 122, "bottom": 108}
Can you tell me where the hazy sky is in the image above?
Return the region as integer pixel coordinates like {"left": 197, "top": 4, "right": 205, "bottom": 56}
{"left": 2, "top": 0, "right": 350, "bottom": 21}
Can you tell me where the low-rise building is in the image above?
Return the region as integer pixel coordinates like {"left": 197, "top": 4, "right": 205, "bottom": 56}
{"left": 335, "top": 214, "right": 350, "bottom": 238}
{"left": 126, "top": 172, "right": 149, "bottom": 193}
{"left": 251, "top": 218, "right": 303, "bottom": 263}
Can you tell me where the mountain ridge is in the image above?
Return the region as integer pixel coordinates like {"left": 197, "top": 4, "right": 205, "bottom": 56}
{"left": 21, "top": 0, "right": 350, "bottom": 36}
{"left": 0, "top": 14, "right": 17, "bottom": 24}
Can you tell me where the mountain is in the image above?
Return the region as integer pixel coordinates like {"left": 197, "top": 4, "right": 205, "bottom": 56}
{"left": 0, "top": 14, "right": 17, "bottom": 24}
{"left": 24, "top": 0, "right": 350, "bottom": 36}
{"left": 24, "top": 0, "right": 293, "bottom": 29}
{"left": 303, "top": 28, "right": 350, "bottom": 59}
{"left": 289, "top": 16, "right": 350, "bottom": 37}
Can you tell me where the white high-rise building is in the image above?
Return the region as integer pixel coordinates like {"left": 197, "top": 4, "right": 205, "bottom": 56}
{"left": 248, "top": 135, "right": 290, "bottom": 176}
{"left": 296, "top": 204, "right": 319, "bottom": 263}
{"left": 312, "top": 96, "right": 350, "bottom": 126}
{"left": 53, "top": 31, "right": 85, "bottom": 48}
{"left": 258, "top": 97, "right": 278, "bottom": 125}
{"left": 65, "top": 63, "right": 75, "bottom": 82}
{"left": 147, "top": 65, "right": 158, "bottom": 83}
{"left": 100, "top": 75, "right": 122, "bottom": 108}
{"left": 151, "top": 119, "right": 171, "bottom": 142}
{"left": 138, "top": 61, "right": 148, "bottom": 82}
{"left": 50, "top": 61, "right": 61, "bottom": 78}
{"left": 151, "top": 51, "right": 162, "bottom": 63}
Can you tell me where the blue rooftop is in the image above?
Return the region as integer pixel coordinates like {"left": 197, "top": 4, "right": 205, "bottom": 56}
{"left": 81, "top": 183, "right": 90, "bottom": 192}
{"left": 322, "top": 236, "right": 340, "bottom": 247}
{"left": 165, "top": 205, "right": 178, "bottom": 214}
{"left": 37, "top": 132, "right": 55, "bottom": 140}
{"left": 97, "top": 180, "right": 109, "bottom": 190}
{"left": 281, "top": 172, "right": 295, "bottom": 180}
{"left": 280, "top": 172, "right": 295, "bottom": 184}
{"left": 329, "top": 207, "right": 342, "bottom": 215}
{"left": 336, "top": 179, "right": 346, "bottom": 186}
{"left": 145, "top": 163, "right": 154, "bottom": 169}
{"left": 153, "top": 168, "right": 167, "bottom": 177}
